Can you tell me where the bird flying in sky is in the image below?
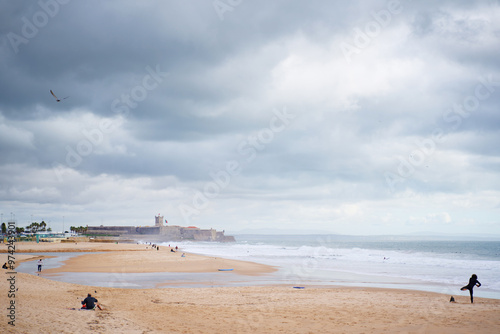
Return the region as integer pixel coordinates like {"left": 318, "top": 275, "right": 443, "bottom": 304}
{"left": 50, "top": 90, "right": 69, "bottom": 102}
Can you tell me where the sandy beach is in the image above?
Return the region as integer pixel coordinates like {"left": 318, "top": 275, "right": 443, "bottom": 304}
{"left": 2, "top": 242, "right": 500, "bottom": 333}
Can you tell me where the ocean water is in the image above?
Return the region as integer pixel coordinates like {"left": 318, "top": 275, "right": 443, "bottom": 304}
{"left": 168, "top": 234, "right": 500, "bottom": 299}
{"left": 16, "top": 235, "right": 500, "bottom": 299}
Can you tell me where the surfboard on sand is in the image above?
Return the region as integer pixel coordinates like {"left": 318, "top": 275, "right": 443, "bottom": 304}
{"left": 218, "top": 269, "right": 234, "bottom": 271}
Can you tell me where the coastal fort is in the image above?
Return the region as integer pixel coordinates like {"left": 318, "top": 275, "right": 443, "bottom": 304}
{"left": 87, "top": 215, "right": 235, "bottom": 242}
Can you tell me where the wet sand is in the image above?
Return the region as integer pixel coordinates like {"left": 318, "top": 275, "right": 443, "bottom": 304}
{"left": 42, "top": 249, "right": 276, "bottom": 276}
{"left": 1, "top": 241, "right": 276, "bottom": 276}
{"left": 1, "top": 242, "right": 500, "bottom": 333}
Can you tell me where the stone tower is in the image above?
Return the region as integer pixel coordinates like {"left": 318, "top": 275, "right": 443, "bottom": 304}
{"left": 155, "top": 214, "right": 164, "bottom": 227}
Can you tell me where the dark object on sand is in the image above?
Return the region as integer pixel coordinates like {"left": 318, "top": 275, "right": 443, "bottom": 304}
{"left": 449, "top": 296, "right": 455, "bottom": 302}
{"left": 82, "top": 293, "right": 102, "bottom": 310}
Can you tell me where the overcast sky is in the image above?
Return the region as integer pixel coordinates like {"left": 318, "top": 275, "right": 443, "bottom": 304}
{"left": 1, "top": 0, "right": 499, "bottom": 235}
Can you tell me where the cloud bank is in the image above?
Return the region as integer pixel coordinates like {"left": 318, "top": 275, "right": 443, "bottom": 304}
{"left": 1, "top": 0, "right": 499, "bottom": 235}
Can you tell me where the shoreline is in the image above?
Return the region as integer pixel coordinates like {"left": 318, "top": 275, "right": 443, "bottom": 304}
{"left": 4, "top": 241, "right": 499, "bottom": 299}
{"left": 2, "top": 242, "right": 500, "bottom": 333}
{"left": 2, "top": 242, "right": 276, "bottom": 276}
{"left": 41, "top": 251, "right": 277, "bottom": 276}
{"left": 2, "top": 272, "right": 500, "bottom": 333}
{"left": 0, "top": 241, "right": 158, "bottom": 253}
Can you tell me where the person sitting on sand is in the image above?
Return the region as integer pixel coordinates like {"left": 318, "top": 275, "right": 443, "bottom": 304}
{"left": 82, "top": 293, "right": 102, "bottom": 310}
{"left": 460, "top": 274, "right": 481, "bottom": 303}
{"left": 2, "top": 262, "right": 8, "bottom": 269}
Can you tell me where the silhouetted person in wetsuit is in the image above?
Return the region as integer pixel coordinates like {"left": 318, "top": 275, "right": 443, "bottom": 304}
{"left": 461, "top": 274, "right": 481, "bottom": 303}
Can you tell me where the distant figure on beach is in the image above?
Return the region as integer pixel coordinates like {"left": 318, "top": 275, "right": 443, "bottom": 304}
{"left": 157, "top": 246, "right": 159, "bottom": 251}
{"left": 171, "top": 248, "right": 176, "bottom": 252}
{"left": 2, "top": 262, "right": 8, "bottom": 269}
{"left": 460, "top": 274, "right": 481, "bottom": 303}
{"left": 82, "top": 293, "right": 102, "bottom": 310}
{"left": 37, "top": 259, "right": 43, "bottom": 272}
{"left": 181, "top": 253, "right": 185, "bottom": 257}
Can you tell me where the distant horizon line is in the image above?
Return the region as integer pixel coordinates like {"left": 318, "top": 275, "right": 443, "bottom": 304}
{"left": 226, "top": 231, "right": 500, "bottom": 240}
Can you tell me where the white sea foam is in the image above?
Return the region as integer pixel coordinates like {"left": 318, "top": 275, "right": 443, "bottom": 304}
{"left": 168, "top": 237, "right": 500, "bottom": 296}
{"left": 15, "top": 238, "right": 500, "bottom": 296}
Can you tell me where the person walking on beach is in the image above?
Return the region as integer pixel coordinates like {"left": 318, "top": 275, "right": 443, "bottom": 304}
{"left": 37, "top": 259, "right": 43, "bottom": 272}
{"left": 460, "top": 274, "right": 481, "bottom": 303}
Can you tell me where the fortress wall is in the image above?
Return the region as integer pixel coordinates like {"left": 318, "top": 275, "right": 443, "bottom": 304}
{"left": 181, "top": 228, "right": 199, "bottom": 240}
{"left": 159, "top": 226, "right": 183, "bottom": 239}
{"left": 86, "top": 224, "right": 234, "bottom": 242}
{"left": 192, "top": 230, "right": 214, "bottom": 241}
{"left": 215, "top": 231, "right": 235, "bottom": 242}
{"left": 87, "top": 226, "right": 136, "bottom": 236}
{"left": 136, "top": 226, "right": 161, "bottom": 235}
